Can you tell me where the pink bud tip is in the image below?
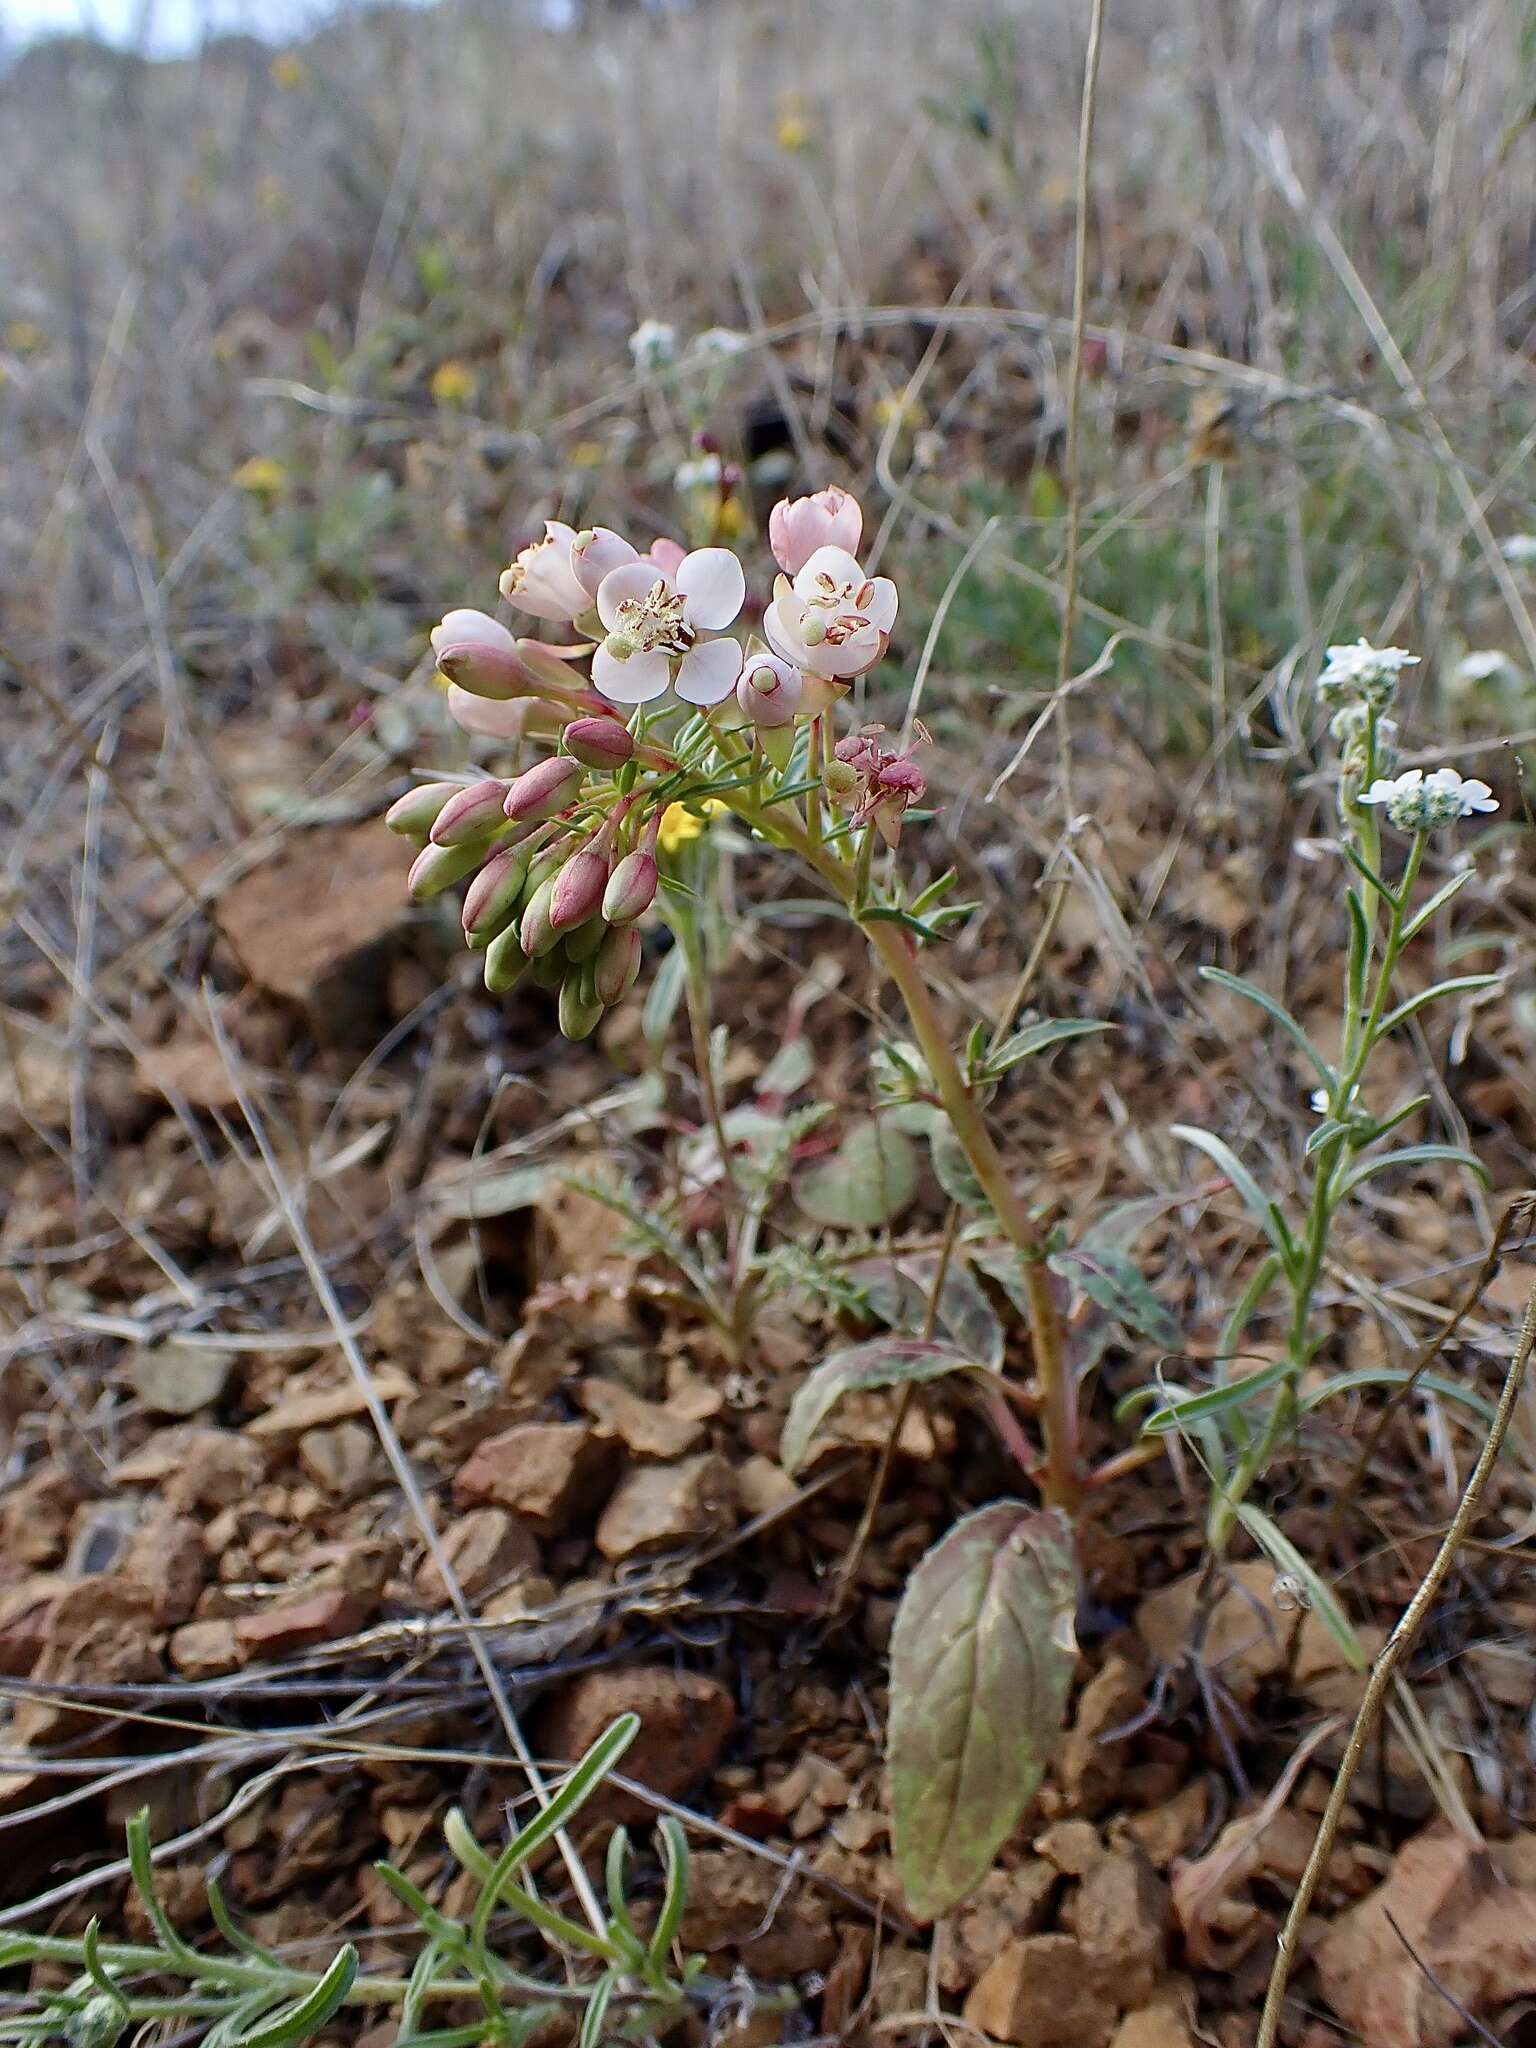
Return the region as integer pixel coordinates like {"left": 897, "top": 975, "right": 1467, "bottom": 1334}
{"left": 549, "top": 845, "right": 609, "bottom": 932}
{"left": 430, "top": 778, "right": 513, "bottom": 846}
{"left": 602, "top": 847, "right": 659, "bottom": 926}
{"left": 462, "top": 844, "right": 531, "bottom": 942}
{"left": 504, "top": 755, "right": 584, "bottom": 823}
{"left": 768, "top": 485, "right": 864, "bottom": 576}
{"left": 385, "top": 780, "right": 459, "bottom": 842}
{"left": 563, "top": 716, "right": 636, "bottom": 769}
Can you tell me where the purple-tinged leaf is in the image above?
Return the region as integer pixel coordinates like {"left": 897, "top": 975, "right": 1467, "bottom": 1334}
{"left": 890, "top": 1503, "right": 1078, "bottom": 1920}
{"left": 779, "top": 1339, "right": 984, "bottom": 1475}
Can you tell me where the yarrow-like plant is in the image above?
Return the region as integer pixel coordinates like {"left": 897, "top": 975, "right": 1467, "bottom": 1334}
{"left": 1141, "top": 639, "right": 1502, "bottom": 1594}
{"left": 387, "top": 488, "right": 1169, "bottom": 1918}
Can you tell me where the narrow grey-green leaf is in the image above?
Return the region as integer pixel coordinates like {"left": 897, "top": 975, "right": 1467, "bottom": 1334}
{"left": 1299, "top": 1367, "right": 1496, "bottom": 1426}
{"left": 1198, "top": 968, "right": 1334, "bottom": 1089}
{"left": 890, "top": 1504, "right": 1078, "bottom": 1921}
{"left": 1049, "top": 1246, "right": 1181, "bottom": 1351}
{"left": 1170, "top": 1125, "right": 1296, "bottom": 1266}
{"left": 849, "top": 1252, "right": 1006, "bottom": 1370}
{"left": 795, "top": 1120, "right": 919, "bottom": 1229}
{"left": 1375, "top": 974, "right": 1498, "bottom": 1038}
{"left": 1338, "top": 1142, "right": 1491, "bottom": 1196}
{"left": 780, "top": 1339, "right": 983, "bottom": 1475}
{"left": 978, "top": 1017, "right": 1109, "bottom": 1080}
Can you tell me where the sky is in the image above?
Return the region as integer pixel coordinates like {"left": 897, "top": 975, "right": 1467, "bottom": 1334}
{"left": 0, "top": 0, "right": 335, "bottom": 52}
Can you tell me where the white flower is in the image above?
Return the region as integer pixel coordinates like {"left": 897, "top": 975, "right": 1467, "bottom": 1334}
{"left": 499, "top": 521, "right": 591, "bottom": 623}
{"left": 1359, "top": 766, "right": 1498, "bottom": 830}
{"left": 1317, "top": 638, "right": 1420, "bottom": 707}
{"left": 690, "top": 327, "right": 749, "bottom": 360}
{"left": 1500, "top": 533, "right": 1536, "bottom": 565}
{"left": 628, "top": 320, "right": 678, "bottom": 372}
{"left": 675, "top": 453, "right": 725, "bottom": 493}
{"left": 765, "top": 545, "right": 898, "bottom": 691}
{"left": 592, "top": 548, "right": 745, "bottom": 707}
{"left": 1453, "top": 650, "right": 1515, "bottom": 686}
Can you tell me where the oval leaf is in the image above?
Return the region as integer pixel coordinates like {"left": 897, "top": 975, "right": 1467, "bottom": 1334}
{"left": 890, "top": 1504, "right": 1078, "bottom": 1920}
{"left": 780, "top": 1338, "right": 981, "bottom": 1475}
{"left": 1049, "top": 1245, "right": 1181, "bottom": 1351}
{"left": 796, "top": 1120, "right": 919, "bottom": 1229}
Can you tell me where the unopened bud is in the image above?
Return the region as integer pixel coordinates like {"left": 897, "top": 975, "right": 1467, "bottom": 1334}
{"left": 823, "top": 759, "right": 860, "bottom": 805}
{"left": 408, "top": 840, "right": 485, "bottom": 902}
{"left": 68, "top": 1995, "right": 126, "bottom": 2048}
{"left": 519, "top": 873, "right": 562, "bottom": 957}
{"left": 483, "top": 924, "right": 530, "bottom": 995}
{"left": 429, "top": 610, "right": 533, "bottom": 701}
{"left": 594, "top": 925, "right": 643, "bottom": 1005}
{"left": 504, "top": 755, "right": 584, "bottom": 823}
{"left": 564, "top": 914, "right": 609, "bottom": 964}
{"left": 550, "top": 845, "right": 609, "bottom": 932}
{"left": 602, "top": 847, "right": 658, "bottom": 925}
{"left": 430, "top": 777, "right": 513, "bottom": 847}
{"left": 563, "top": 717, "right": 635, "bottom": 769}
{"left": 558, "top": 971, "right": 605, "bottom": 1041}
{"left": 386, "top": 780, "right": 459, "bottom": 843}
{"left": 529, "top": 948, "right": 566, "bottom": 990}
{"left": 462, "top": 844, "right": 531, "bottom": 945}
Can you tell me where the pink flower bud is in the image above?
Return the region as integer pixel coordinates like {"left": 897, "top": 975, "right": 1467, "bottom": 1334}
{"left": 594, "top": 925, "right": 643, "bottom": 1005}
{"left": 734, "top": 653, "right": 803, "bottom": 728}
{"left": 549, "top": 844, "right": 609, "bottom": 932}
{"left": 430, "top": 777, "right": 513, "bottom": 847}
{"left": 602, "top": 847, "right": 658, "bottom": 925}
{"left": 385, "top": 780, "right": 459, "bottom": 842}
{"left": 563, "top": 716, "right": 635, "bottom": 769}
{"left": 462, "top": 845, "right": 531, "bottom": 944}
{"left": 407, "top": 840, "right": 485, "bottom": 902}
{"left": 504, "top": 755, "right": 584, "bottom": 823}
{"left": 649, "top": 536, "right": 687, "bottom": 578}
{"left": 834, "top": 730, "right": 882, "bottom": 773}
{"left": 767, "top": 486, "right": 863, "bottom": 576}
{"left": 877, "top": 757, "right": 926, "bottom": 803}
{"left": 429, "top": 609, "right": 532, "bottom": 700}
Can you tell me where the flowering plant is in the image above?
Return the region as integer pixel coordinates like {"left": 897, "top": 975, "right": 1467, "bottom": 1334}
{"left": 1143, "top": 641, "right": 1502, "bottom": 1594}
{"left": 386, "top": 488, "right": 1148, "bottom": 1918}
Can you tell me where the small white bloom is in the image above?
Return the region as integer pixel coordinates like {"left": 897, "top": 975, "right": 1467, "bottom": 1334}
{"left": 1359, "top": 765, "right": 1498, "bottom": 830}
{"left": 1317, "top": 638, "right": 1420, "bottom": 707}
{"left": 628, "top": 319, "right": 678, "bottom": 372}
{"left": 1453, "top": 649, "right": 1515, "bottom": 686}
{"left": 690, "top": 326, "right": 749, "bottom": 360}
{"left": 1500, "top": 533, "right": 1536, "bottom": 565}
{"left": 674, "top": 453, "right": 725, "bottom": 493}
{"left": 1310, "top": 1088, "right": 1330, "bottom": 1116}
{"left": 591, "top": 548, "right": 745, "bottom": 707}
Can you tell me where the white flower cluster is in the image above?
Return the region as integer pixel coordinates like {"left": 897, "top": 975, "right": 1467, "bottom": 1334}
{"left": 1317, "top": 637, "right": 1420, "bottom": 708}
{"left": 1359, "top": 766, "right": 1498, "bottom": 832}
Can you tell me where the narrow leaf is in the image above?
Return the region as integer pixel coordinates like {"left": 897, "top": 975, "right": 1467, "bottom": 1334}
{"left": 1233, "top": 1506, "right": 1366, "bottom": 1671}
{"left": 1141, "top": 1354, "right": 1293, "bottom": 1432}
{"left": 1338, "top": 1143, "right": 1491, "bottom": 1197}
{"left": 890, "top": 1505, "right": 1078, "bottom": 1920}
{"left": 1375, "top": 974, "right": 1498, "bottom": 1038}
{"left": 1299, "top": 1367, "right": 1496, "bottom": 1426}
{"left": 1170, "top": 1126, "right": 1295, "bottom": 1266}
{"left": 977, "top": 1018, "right": 1109, "bottom": 1080}
{"left": 1198, "top": 969, "right": 1333, "bottom": 1089}
{"left": 1401, "top": 866, "right": 1473, "bottom": 942}
{"left": 780, "top": 1339, "right": 983, "bottom": 1474}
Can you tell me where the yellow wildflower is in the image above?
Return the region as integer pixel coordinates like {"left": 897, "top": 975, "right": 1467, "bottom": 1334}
{"left": 5, "top": 320, "right": 44, "bottom": 355}
{"left": 431, "top": 360, "right": 476, "bottom": 406}
{"left": 569, "top": 440, "right": 606, "bottom": 469}
{"left": 657, "top": 799, "right": 726, "bottom": 854}
{"left": 270, "top": 51, "right": 305, "bottom": 88}
{"left": 232, "top": 456, "right": 286, "bottom": 496}
{"left": 776, "top": 91, "right": 810, "bottom": 153}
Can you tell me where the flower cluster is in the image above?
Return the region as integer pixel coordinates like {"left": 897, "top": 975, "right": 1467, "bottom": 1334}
{"left": 1316, "top": 637, "right": 1420, "bottom": 709}
{"left": 1359, "top": 766, "right": 1498, "bottom": 832}
{"left": 388, "top": 489, "right": 904, "bottom": 1034}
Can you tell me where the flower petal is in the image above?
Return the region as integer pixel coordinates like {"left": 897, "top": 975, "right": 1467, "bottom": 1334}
{"left": 862, "top": 577, "right": 898, "bottom": 634}
{"left": 676, "top": 548, "right": 745, "bottom": 631}
{"left": 593, "top": 646, "right": 672, "bottom": 706}
{"left": 572, "top": 526, "right": 639, "bottom": 600}
{"left": 792, "top": 544, "right": 864, "bottom": 595}
{"left": 674, "top": 637, "right": 743, "bottom": 706}
{"left": 446, "top": 685, "right": 538, "bottom": 739}
{"left": 431, "top": 608, "right": 516, "bottom": 658}
{"left": 597, "top": 562, "right": 669, "bottom": 631}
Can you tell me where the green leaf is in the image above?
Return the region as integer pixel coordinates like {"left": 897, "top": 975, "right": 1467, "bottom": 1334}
{"left": 1141, "top": 1354, "right": 1293, "bottom": 1433}
{"left": 1337, "top": 1143, "right": 1491, "bottom": 1197}
{"left": 890, "top": 1505, "right": 1078, "bottom": 1920}
{"left": 1299, "top": 1367, "right": 1496, "bottom": 1426}
{"left": 858, "top": 903, "right": 953, "bottom": 943}
{"left": 1375, "top": 975, "right": 1498, "bottom": 1038}
{"left": 1304, "top": 1118, "right": 1353, "bottom": 1157}
{"left": 1198, "top": 969, "right": 1334, "bottom": 1089}
{"left": 226, "top": 1946, "right": 358, "bottom": 2048}
{"left": 927, "top": 1121, "right": 992, "bottom": 1211}
{"left": 976, "top": 1017, "right": 1109, "bottom": 1081}
{"left": 780, "top": 1339, "right": 984, "bottom": 1475}
{"left": 1345, "top": 887, "right": 1370, "bottom": 1019}
{"left": 1233, "top": 1506, "right": 1366, "bottom": 1671}
{"left": 850, "top": 1250, "right": 1006, "bottom": 1369}
{"left": 1170, "top": 1125, "right": 1296, "bottom": 1268}
{"left": 642, "top": 946, "right": 687, "bottom": 1051}
{"left": 795, "top": 1120, "right": 919, "bottom": 1229}
{"left": 1401, "top": 866, "right": 1473, "bottom": 942}
{"left": 576, "top": 1973, "right": 616, "bottom": 2048}
{"left": 647, "top": 1818, "right": 690, "bottom": 1967}
{"left": 1049, "top": 1245, "right": 1181, "bottom": 1350}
